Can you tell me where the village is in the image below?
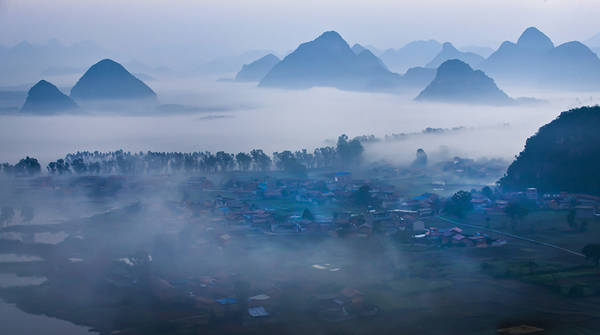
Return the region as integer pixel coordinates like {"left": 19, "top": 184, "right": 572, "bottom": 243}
{"left": 1, "top": 167, "right": 600, "bottom": 335}
{"left": 177, "top": 168, "right": 600, "bottom": 248}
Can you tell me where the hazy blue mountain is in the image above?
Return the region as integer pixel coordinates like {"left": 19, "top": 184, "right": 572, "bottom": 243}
{"left": 499, "top": 106, "right": 600, "bottom": 194}
{"left": 0, "top": 90, "right": 27, "bottom": 112}
{"left": 585, "top": 32, "right": 600, "bottom": 48}
{"left": 585, "top": 33, "right": 600, "bottom": 57}
{"left": 41, "top": 66, "right": 85, "bottom": 76}
{"left": 351, "top": 44, "right": 383, "bottom": 56}
{"left": 364, "top": 45, "right": 383, "bottom": 56}
{"left": 482, "top": 27, "right": 600, "bottom": 89}
{"left": 194, "top": 49, "right": 276, "bottom": 75}
{"left": 70, "top": 59, "right": 157, "bottom": 101}
{"left": 517, "top": 27, "right": 554, "bottom": 50}
{"left": 0, "top": 39, "right": 108, "bottom": 86}
{"left": 541, "top": 41, "right": 600, "bottom": 83}
{"left": 460, "top": 45, "right": 495, "bottom": 58}
{"left": 416, "top": 59, "right": 513, "bottom": 105}
{"left": 351, "top": 43, "right": 367, "bottom": 55}
{"left": 125, "top": 60, "right": 172, "bottom": 76}
{"left": 235, "top": 54, "right": 281, "bottom": 82}
{"left": 379, "top": 40, "right": 442, "bottom": 73}
{"left": 134, "top": 73, "right": 156, "bottom": 82}
{"left": 259, "top": 31, "right": 402, "bottom": 91}
{"left": 426, "top": 42, "right": 485, "bottom": 69}
{"left": 21, "top": 80, "right": 78, "bottom": 113}
{"left": 401, "top": 67, "right": 436, "bottom": 88}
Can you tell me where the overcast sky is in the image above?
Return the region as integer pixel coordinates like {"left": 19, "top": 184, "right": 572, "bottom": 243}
{"left": 1, "top": 0, "right": 599, "bottom": 60}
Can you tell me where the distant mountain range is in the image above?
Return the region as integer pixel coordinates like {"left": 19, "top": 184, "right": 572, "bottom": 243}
{"left": 194, "top": 50, "right": 278, "bottom": 76}
{"left": 21, "top": 80, "right": 78, "bottom": 113}
{"left": 259, "top": 31, "right": 405, "bottom": 91}
{"left": 481, "top": 27, "right": 600, "bottom": 89}
{"left": 379, "top": 40, "right": 442, "bottom": 74}
{"left": 499, "top": 106, "right": 600, "bottom": 194}
{"left": 426, "top": 42, "right": 485, "bottom": 69}
{"left": 0, "top": 39, "right": 109, "bottom": 86}
{"left": 235, "top": 54, "right": 281, "bottom": 82}
{"left": 585, "top": 33, "right": 600, "bottom": 55}
{"left": 256, "top": 27, "right": 599, "bottom": 93}
{"left": 350, "top": 44, "right": 383, "bottom": 58}
{"left": 4, "top": 27, "right": 600, "bottom": 101}
{"left": 416, "top": 59, "right": 513, "bottom": 105}
{"left": 401, "top": 67, "right": 436, "bottom": 89}
{"left": 351, "top": 44, "right": 368, "bottom": 55}
{"left": 351, "top": 44, "right": 389, "bottom": 70}
{"left": 460, "top": 45, "right": 495, "bottom": 58}
{"left": 70, "top": 59, "right": 157, "bottom": 101}
{"left": 585, "top": 32, "right": 600, "bottom": 48}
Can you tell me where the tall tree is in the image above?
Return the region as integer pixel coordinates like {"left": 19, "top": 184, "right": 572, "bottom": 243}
{"left": 215, "top": 151, "right": 235, "bottom": 171}
{"left": 336, "top": 134, "right": 364, "bottom": 166}
{"left": 235, "top": 152, "right": 252, "bottom": 171}
{"left": 504, "top": 200, "right": 530, "bottom": 230}
{"left": 412, "top": 148, "right": 428, "bottom": 167}
{"left": 444, "top": 191, "right": 473, "bottom": 218}
{"left": 15, "top": 157, "right": 41, "bottom": 176}
{"left": 250, "top": 149, "right": 272, "bottom": 171}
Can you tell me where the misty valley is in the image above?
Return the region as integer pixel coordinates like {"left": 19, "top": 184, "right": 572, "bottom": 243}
{"left": 1, "top": 10, "right": 600, "bottom": 335}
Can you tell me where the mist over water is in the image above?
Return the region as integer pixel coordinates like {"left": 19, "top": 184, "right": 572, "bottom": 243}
{"left": 1, "top": 77, "right": 595, "bottom": 165}
{"left": 3, "top": 1, "right": 600, "bottom": 334}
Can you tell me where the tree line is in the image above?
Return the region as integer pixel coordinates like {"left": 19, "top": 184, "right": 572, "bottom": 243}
{"left": 0, "top": 135, "right": 363, "bottom": 177}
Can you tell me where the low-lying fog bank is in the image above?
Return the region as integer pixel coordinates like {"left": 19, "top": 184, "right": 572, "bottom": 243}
{"left": 1, "top": 77, "right": 598, "bottom": 166}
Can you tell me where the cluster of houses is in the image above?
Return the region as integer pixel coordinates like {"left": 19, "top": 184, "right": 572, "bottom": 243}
{"left": 423, "top": 226, "right": 507, "bottom": 248}
{"left": 183, "top": 173, "right": 441, "bottom": 240}
{"left": 107, "top": 254, "right": 381, "bottom": 324}
{"left": 315, "top": 288, "right": 379, "bottom": 322}
{"left": 542, "top": 192, "right": 600, "bottom": 220}
{"left": 470, "top": 187, "right": 600, "bottom": 221}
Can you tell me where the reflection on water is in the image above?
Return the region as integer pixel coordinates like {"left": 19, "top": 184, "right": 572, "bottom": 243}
{"left": 0, "top": 274, "right": 95, "bottom": 335}
{"left": 0, "top": 301, "right": 95, "bottom": 335}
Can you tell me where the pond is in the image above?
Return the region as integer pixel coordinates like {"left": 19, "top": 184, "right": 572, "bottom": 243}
{"left": 0, "top": 273, "right": 96, "bottom": 335}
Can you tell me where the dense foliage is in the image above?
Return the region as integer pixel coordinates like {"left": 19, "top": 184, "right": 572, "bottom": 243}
{"left": 0, "top": 135, "right": 363, "bottom": 176}
{"left": 443, "top": 190, "right": 473, "bottom": 218}
{"left": 499, "top": 106, "right": 600, "bottom": 195}
{"left": 0, "top": 156, "right": 41, "bottom": 176}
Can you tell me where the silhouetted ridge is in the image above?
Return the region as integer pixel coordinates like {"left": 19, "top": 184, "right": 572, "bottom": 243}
{"left": 482, "top": 27, "right": 600, "bottom": 89}
{"left": 315, "top": 31, "right": 347, "bottom": 45}
{"left": 70, "top": 59, "right": 156, "bottom": 100}
{"left": 235, "top": 53, "right": 281, "bottom": 82}
{"left": 351, "top": 43, "right": 367, "bottom": 55}
{"left": 259, "top": 31, "right": 401, "bottom": 91}
{"left": 499, "top": 106, "right": 600, "bottom": 194}
{"left": 550, "top": 41, "right": 597, "bottom": 61}
{"left": 426, "top": 42, "right": 484, "bottom": 69}
{"left": 517, "top": 27, "right": 554, "bottom": 50}
{"left": 356, "top": 49, "right": 389, "bottom": 72}
{"left": 402, "top": 67, "right": 436, "bottom": 85}
{"left": 416, "top": 59, "right": 512, "bottom": 105}
{"left": 21, "top": 80, "right": 78, "bottom": 113}
{"left": 380, "top": 40, "right": 442, "bottom": 73}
